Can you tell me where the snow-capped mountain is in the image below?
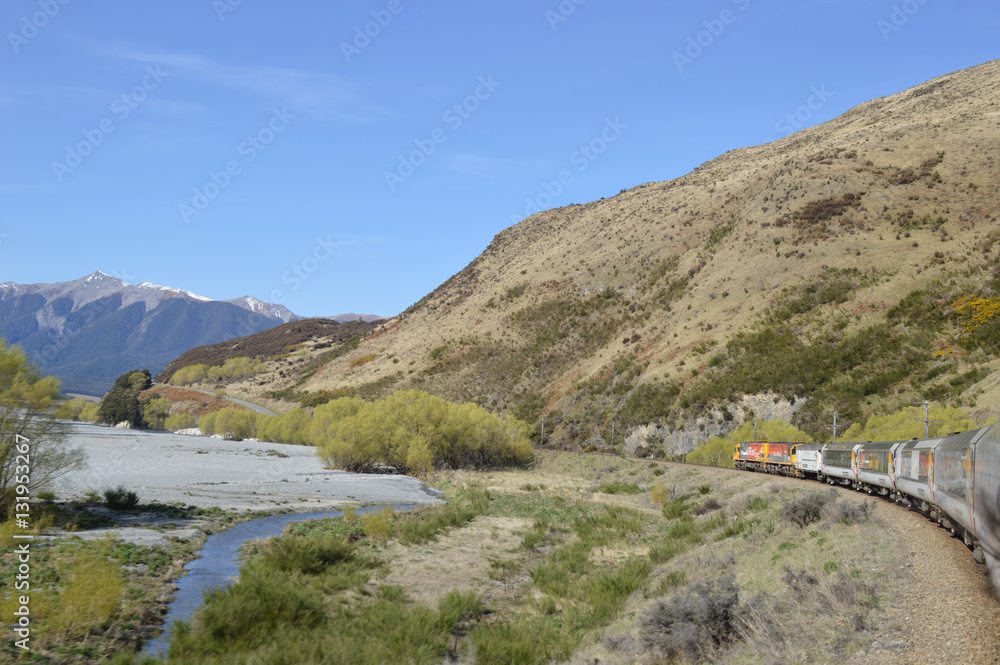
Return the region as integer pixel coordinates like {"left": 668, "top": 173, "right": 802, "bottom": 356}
{"left": 223, "top": 296, "right": 298, "bottom": 323}
{"left": 0, "top": 272, "right": 300, "bottom": 395}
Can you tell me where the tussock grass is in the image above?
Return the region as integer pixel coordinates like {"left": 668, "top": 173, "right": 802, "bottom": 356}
{"left": 597, "top": 479, "right": 642, "bottom": 495}
{"left": 661, "top": 496, "right": 691, "bottom": 520}
{"left": 103, "top": 485, "right": 140, "bottom": 510}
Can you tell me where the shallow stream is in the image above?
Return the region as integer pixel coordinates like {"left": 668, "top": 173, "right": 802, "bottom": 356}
{"left": 142, "top": 504, "right": 418, "bottom": 658}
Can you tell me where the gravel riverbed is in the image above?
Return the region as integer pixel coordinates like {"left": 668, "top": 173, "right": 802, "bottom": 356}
{"left": 52, "top": 423, "right": 444, "bottom": 514}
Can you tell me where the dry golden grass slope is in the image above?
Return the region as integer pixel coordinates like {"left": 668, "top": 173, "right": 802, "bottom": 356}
{"left": 231, "top": 59, "right": 1000, "bottom": 447}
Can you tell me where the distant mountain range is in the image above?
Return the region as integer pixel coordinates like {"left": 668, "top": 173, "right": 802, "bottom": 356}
{"left": 0, "top": 272, "right": 301, "bottom": 396}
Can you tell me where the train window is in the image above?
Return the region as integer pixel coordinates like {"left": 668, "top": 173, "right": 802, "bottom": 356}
{"left": 824, "top": 449, "right": 852, "bottom": 468}
{"left": 900, "top": 450, "right": 930, "bottom": 480}
{"left": 858, "top": 450, "right": 888, "bottom": 473}
{"left": 936, "top": 448, "right": 968, "bottom": 500}
{"left": 900, "top": 451, "right": 913, "bottom": 478}
{"left": 918, "top": 452, "right": 930, "bottom": 481}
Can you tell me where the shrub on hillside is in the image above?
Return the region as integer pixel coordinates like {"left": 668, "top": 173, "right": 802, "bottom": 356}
{"left": 781, "top": 491, "right": 835, "bottom": 527}
{"left": 826, "top": 499, "right": 874, "bottom": 525}
{"left": 640, "top": 574, "right": 742, "bottom": 662}
{"left": 841, "top": 404, "right": 992, "bottom": 441}
{"left": 171, "top": 357, "right": 264, "bottom": 385}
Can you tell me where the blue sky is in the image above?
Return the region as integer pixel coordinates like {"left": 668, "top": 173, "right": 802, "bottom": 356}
{"left": 2, "top": 1, "right": 997, "bottom": 317}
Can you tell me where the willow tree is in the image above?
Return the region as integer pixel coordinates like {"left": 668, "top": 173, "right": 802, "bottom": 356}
{"left": 0, "top": 339, "right": 83, "bottom": 517}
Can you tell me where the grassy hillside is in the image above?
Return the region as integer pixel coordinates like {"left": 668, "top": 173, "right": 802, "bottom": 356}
{"left": 193, "top": 60, "right": 1000, "bottom": 449}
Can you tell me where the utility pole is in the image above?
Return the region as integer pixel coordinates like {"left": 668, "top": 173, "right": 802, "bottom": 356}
{"left": 541, "top": 416, "right": 545, "bottom": 448}
{"left": 828, "top": 412, "right": 841, "bottom": 443}
{"left": 753, "top": 418, "right": 759, "bottom": 443}
{"left": 611, "top": 421, "right": 615, "bottom": 456}
{"left": 913, "top": 401, "right": 939, "bottom": 438}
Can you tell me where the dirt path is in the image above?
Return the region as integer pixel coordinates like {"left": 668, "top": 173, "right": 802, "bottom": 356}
{"left": 854, "top": 501, "right": 1000, "bottom": 665}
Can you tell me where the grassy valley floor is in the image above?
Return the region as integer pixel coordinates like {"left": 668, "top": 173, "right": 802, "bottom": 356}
{"left": 112, "top": 452, "right": 998, "bottom": 665}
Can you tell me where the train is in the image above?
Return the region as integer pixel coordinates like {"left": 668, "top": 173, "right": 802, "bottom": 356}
{"left": 734, "top": 425, "right": 1000, "bottom": 597}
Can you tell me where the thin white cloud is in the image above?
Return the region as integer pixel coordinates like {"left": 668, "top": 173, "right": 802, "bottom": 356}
{"left": 2, "top": 82, "right": 205, "bottom": 118}
{"left": 104, "top": 47, "right": 386, "bottom": 121}
{"left": 444, "top": 152, "right": 554, "bottom": 177}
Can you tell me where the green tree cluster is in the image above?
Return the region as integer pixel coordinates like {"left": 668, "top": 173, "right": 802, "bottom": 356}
{"left": 170, "top": 357, "right": 264, "bottom": 385}
{"left": 841, "top": 404, "right": 996, "bottom": 441}
{"left": 198, "top": 390, "right": 533, "bottom": 474}
{"left": 55, "top": 397, "right": 99, "bottom": 423}
{"left": 0, "top": 339, "right": 83, "bottom": 517}
{"left": 687, "top": 420, "right": 814, "bottom": 468}
{"left": 97, "top": 370, "right": 152, "bottom": 428}
{"left": 198, "top": 408, "right": 258, "bottom": 440}
{"left": 141, "top": 396, "right": 171, "bottom": 431}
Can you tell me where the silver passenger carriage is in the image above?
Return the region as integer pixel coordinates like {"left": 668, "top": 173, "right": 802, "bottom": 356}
{"left": 892, "top": 436, "right": 940, "bottom": 509}
{"left": 972, "top": 425, "right": 1000, "bottom": 592}
{"left": 933, "top": 427, "right": 990, "bottom": 550}
{"left": 854, "top": 440, "right": 898, "bottom": 496}
{"left": 818, "top": 442, "right": 858, "bottom": 485}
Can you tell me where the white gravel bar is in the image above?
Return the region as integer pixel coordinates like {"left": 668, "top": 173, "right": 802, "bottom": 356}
{"left": 53, "top": 423, "right": 445, "bottom": 513}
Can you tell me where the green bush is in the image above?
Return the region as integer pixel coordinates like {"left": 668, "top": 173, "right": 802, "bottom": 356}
{"left": 437, "top": 590, "right": 483, "bottom": 634}
{"left": 255, "top": 534, "right": 359, "bottom": 575}
{"left": 315, "top": 390, "right": 533, "bottom": 473}
{"left": 197, "top": 410, "right": 217, "bottom": 435}
{"left": 13, "top": 537, "right": 125, "bottom": 639}
{"left": 171, "top": 357, "right": 264, "bottom": 385}
{"left": 471, "top": 618, "right": 577, "bottom": 665}
{"left": 172, "top": 566, "right": 326, "bottom": 653}
{"left": 164, "top": 413, "right": 196, "bottom": 431}
{"left": 203, "top": 407, "right": 257, "bottom": 440}
{"left": 103, "top": 485, "right": 139, "bottom": 509}
{"left": 582, "top": 557, "right": 651, "bottom": 627}
{"left": 661, "top": 497, "right": 690, "bottom": 520}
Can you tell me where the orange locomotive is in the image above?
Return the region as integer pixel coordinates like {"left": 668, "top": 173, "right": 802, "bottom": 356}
{"left": 733, "top": 441, "right": 800, "bottom": 476}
